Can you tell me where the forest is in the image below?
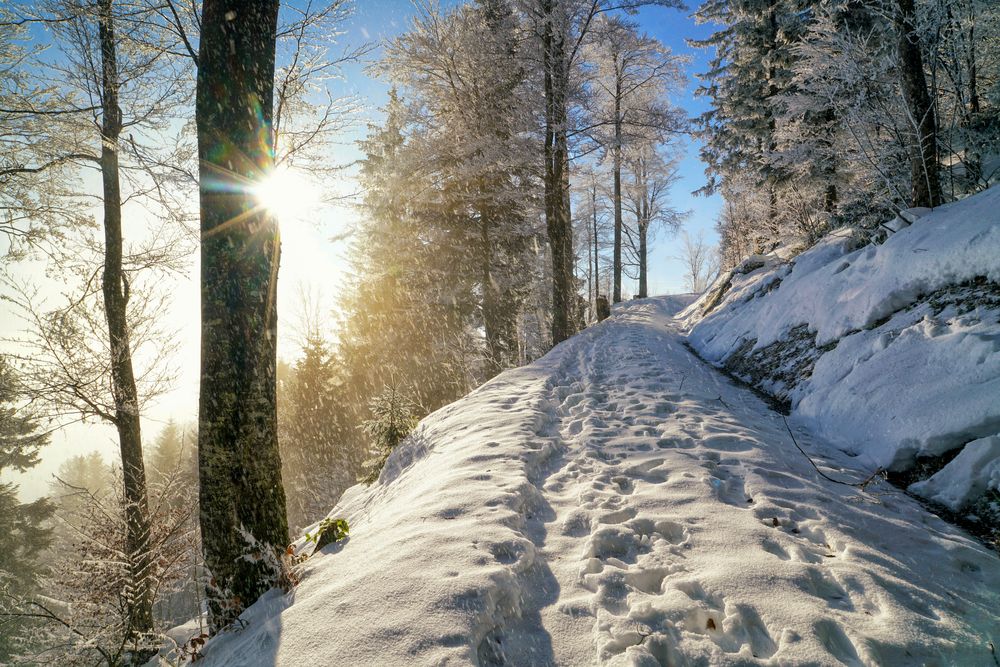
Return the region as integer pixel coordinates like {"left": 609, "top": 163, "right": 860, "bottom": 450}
{"left": 0, "top": 0, "right": 997, "bottom": 664}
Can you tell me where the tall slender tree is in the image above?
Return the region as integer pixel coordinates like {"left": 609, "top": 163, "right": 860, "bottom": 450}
{"left": 522, "top": 0, "right": 683, "bottom": 341}
{"left": 196, "top": 0, "right": 288, "bottom": 631}
{"left": 895, "top": 0, "right": 942, "bottom": 207}
{"left": 588, "top": 16, "right": 684, "bottom": 302}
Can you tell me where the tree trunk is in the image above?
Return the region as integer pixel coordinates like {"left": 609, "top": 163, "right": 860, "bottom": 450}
{"left": 612, "top": 76, "right": 623, "bottom": 304}
{"left": 96, "top": 0, "right": 155, "bottom": 645}
{"left": 638, "top": 222, "right": 648, "bottom": 299}
{"left": 637, "top": 186, "right": 650, "bottom": 299}
{"left": 896, "top": 0, "right": 941, "bottom": 208}
{"left": 964, "top": 10, "right": 982, "bottom": 188}
{"left": 542, "top": 0, "right": 576, "bottom": 345}
{"left": 591, "top": 181, "right": 599, "bottom": 310}
{"left": 196, "top": 0, "right": 288, "bottom": 632}
{"left": 480, "top": 210, "right": 516, "bottom": 377}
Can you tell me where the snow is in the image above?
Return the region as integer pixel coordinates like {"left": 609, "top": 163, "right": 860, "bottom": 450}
{"left": 910, "top": 435, "right": 1000, "bottom": 511}
{"left": 179, "top": 294, "right": 999, "bottom": 666}
{"left": 683, "top": 186, "right": 1000, "bottom": 501}
{"left": 688, "top": 186, "right": 1000, "bottom": 349}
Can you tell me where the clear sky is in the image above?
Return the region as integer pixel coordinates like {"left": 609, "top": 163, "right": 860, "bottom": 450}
{"left": 4, "top": 0, "right": 721, "bottom": 500}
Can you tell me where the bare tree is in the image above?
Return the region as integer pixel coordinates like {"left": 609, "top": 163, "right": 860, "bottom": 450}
{"left": 2, "top": 462, "right": 197, "bottom": 666}
{"left": 676, "top": 230, "right": 719, "bottom": 294}
{"left": 623, "top": 143, "right": 686, "bottom": 297}
{"left": 586, "top": 15, "right": 685, "bottom": 302}
{"left": 1, "top": 0, "right": 196, "bottom": 647}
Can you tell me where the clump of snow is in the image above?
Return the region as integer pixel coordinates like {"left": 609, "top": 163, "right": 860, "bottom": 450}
{"left": 683, "top": 186, "right": 1000, "bottom": 508}
{"left": 181, "top": 296, "right": 998, "bottom": 666}
{"left": 910, "top": 435, "right": 1000, "bottom": 511}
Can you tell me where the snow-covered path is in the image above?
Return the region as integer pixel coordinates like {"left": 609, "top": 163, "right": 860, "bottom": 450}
{"left": 198, "top": 296, "right": 1000, "bottom": 666}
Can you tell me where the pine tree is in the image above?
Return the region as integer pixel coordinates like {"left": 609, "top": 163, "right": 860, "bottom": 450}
{"left": 0, "top": 358, "right": 53, "bottom": 662}
{"left": 342, "top": 89, "right": 480, "bottom": 416}
{"left": 383, "top": 0, "right": 539, "bottom": 378}
{"left": 692, "top": 0, "right": 815, "bottom": 252}
{"left": 358, "top": 386, "right": 417, "bottom": 485}
{"left": 279, "top": 334, "right": 357, "bottom": 532}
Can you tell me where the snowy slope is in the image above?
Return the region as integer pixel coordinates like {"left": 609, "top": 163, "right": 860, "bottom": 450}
{"left": 683, "top": 186, "right": 1000, "bottom": 513}
{"left": 185, "top": 295, "right": 1000, "bottom": 666}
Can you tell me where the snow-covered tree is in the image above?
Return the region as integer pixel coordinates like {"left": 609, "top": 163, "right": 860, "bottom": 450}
{"left": 383, "top": 0, "right": 541, "bottom": 377}
{"left": 279, "top": 333, "right": 358, "bottom": 533}
{"left": 585, "top": 15, "right": 686, "bottom": 302}
{"left": 358, "top": 385, "right": 417, "bottom": 485}
{"left": 623, "top": 143, "right": 686, "bottom": 297}
{"left": 0, "top": 358, "right": 53, "bottom": 663}
{"left": 676, "top": 230, "right": 720, "bottom": 293}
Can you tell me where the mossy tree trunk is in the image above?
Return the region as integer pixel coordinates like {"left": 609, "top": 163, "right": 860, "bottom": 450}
{"left": 195, "top": 0, "right": 289, "bottom": 632}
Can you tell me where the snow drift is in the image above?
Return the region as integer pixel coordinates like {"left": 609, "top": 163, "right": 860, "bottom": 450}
{"left": 683, "top": 186, "right": 1000, "bottom": 516}
{"left": 178, "top": 295, "right": 999, "bottom": 666}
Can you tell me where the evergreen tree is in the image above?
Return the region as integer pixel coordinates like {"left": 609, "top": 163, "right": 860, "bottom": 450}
{"left": 358, "top": 386, "right": 417, "bottom": 485}
{"left": 146, "top": 420, "right": 189, "bottom": 485}
{"left": 384, "top": 0, "right": 540, "bottom": 378}
{"left": 0, "top": 358, "right": 53, "bottom": 662}
{"left": 279, "top": 334, "right": 357, "bottom": 532}
{"left": 342, "top": 89, "right": 480, "bottom": 417}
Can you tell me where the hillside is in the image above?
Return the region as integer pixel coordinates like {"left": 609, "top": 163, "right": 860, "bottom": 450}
{"left": 183, "top": 293, "right": 1000, "bottom": 666}
{"left": 683, "top": 186, "right": 1000, "bottom": 533}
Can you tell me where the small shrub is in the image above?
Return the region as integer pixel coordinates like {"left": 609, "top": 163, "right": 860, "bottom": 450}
{"left": 358, "top": 385, "right": 417, "bottom": 484}
{"left": 305, "top": 517, "right": 350, "bottom": 552}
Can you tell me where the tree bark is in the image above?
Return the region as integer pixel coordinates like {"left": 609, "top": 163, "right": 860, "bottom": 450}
{"left": 896, "top": 0, "right": 942, "bottom": 208}
{"left": 96, "top": 0, "right": 154, "bottom": 644}
{"left": 196, "top": 0, "right": 288, "bottom": 632}
{"left": 591, "top": 181, "right": 599, "bottom": 309}
{"left": 612, "top": 74, "right": 623, "bottom": 304}
{"left": 542, "top": 0, "right": 577, "bottom": 345}
{"left": 637, "top": 185, "right": 650, "bottom": 298}
{"left": 480, "top": 209, "right": 516, "bottom": 377}
{"left": 638, "top": 222, "right": 648, "bottom": 299}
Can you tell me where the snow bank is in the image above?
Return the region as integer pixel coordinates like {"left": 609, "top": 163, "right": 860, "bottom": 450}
{"left": 683, "top": 186, "right": 1000, "bottom": 509}
{"left": 179, "top": 296, "right": 998, "bottom": 666}
{"left": 910, "top": 435, "right": 1000, "bottom": 511}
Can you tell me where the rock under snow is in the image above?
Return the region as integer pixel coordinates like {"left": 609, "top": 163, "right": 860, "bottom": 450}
{"left": 682, "top": 186, "right": 1000, "bottom": 509}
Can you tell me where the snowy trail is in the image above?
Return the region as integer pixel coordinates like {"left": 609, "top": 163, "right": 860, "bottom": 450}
{"left": 197, "top": 296, "right": 1000, "bottom": 666}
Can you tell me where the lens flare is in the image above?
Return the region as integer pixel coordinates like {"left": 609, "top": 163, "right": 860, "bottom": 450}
{"left": 254, "top": 166, "right": 321, "bottom": 225}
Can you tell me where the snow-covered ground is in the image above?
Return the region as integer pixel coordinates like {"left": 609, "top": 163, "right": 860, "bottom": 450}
{"left": 683, "top": 186, "right": 1000, "bottom": 515}
{"left": 187, "top": 295, "right": 1000, "bottom": 666}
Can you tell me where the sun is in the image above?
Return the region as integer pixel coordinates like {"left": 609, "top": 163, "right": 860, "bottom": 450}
{"left": 254, "top": 165, "right": 321, "bottom": 225}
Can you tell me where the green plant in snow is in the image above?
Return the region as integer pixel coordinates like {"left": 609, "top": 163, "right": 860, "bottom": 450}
{"left": 305, "top": 517, "right": 350, "bottom": 552}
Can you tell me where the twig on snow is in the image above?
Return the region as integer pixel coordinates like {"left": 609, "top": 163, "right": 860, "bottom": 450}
{"left": 782, "top": 417, "right": 885, "bottom": 491}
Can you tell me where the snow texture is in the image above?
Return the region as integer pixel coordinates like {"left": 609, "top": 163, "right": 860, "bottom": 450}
{"left": 683, "top": 186, "right": 1000, "bottom": 502}
{"left": 187, "top": 295, "right": 999, "bottom": 666}
{"left": 910, "top": 435, "right": 1000, "bottom": 511}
